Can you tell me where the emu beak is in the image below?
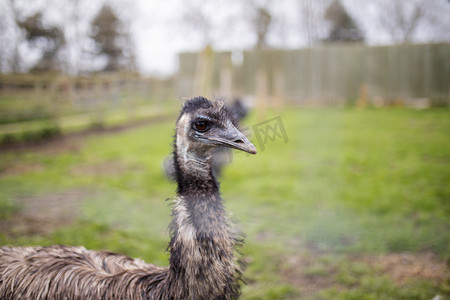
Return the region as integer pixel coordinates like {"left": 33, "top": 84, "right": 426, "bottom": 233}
{"left": 209, "top": 124, "right": 257, "bottom": 155}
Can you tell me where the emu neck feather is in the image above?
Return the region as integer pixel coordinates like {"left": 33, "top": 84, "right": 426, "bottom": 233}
{"left": 166, "top": 136, "right": 241, "bottom": 299}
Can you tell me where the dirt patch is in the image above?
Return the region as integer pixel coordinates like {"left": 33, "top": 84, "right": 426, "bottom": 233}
{"left": 280, "top": 250, "right": 449, "bottom": 297}
{"left": 0, "top": 133, "right": 83, "bottom": 156}
{"left": 0, "top": 115, "right": 174, "bottom": 154}
{"left": 281, "top": 252, "right": 338, "bottom": 297}
{"left": 0, "top": 189, "right": 91, "bottom": 238}
{"left": 69, "top": 161, "right": 143, "bottom": 177}
{"left": 31, "top": 136, "right": 83, "bottom": 155}
{"left": 1, "top": 162, "right": 45, "bottom": 177}
{"left": 364, "top": 252, "right": 449, "bottom": 285}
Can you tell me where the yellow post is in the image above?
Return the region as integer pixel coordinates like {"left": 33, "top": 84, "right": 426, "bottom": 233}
{"left": 256, "top": 68, "right": 268, "bottom": 121}
{"left": 193, "top": 45, "right": 214, "bottom": 96}
{"left": 273, "top": 68, "right": 285, "bottom": 111}
{"left": 356, "top": 83, "right": 368, "bottom": 109}
{"left": 219, "top": 54, "right": 233, "bottom": 99}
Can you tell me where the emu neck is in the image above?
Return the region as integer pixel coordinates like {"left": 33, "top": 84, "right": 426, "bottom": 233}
{"left": 165, "top": 135, "right": 240, "bottom": 299}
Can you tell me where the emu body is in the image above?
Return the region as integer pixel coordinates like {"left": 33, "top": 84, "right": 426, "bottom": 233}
{"left": 0, "top": 97, "right": 256, "bottom": 300}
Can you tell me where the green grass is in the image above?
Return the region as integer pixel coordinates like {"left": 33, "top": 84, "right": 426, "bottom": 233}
{"left": 0, "top": 107, "right": 449, "bottom": 299}
{"left": 0, "top": 93, "right": 179, "bottom": 145}
{"left": 0, "top": 95, "right": 55, "bottom": 124}
{"left": 226, "top": 109, "right": 449, "bottom": 254}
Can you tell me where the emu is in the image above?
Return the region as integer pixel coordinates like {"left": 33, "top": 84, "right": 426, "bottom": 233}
{"left": 0, "top": 97, "right": 257, "bottom": 300}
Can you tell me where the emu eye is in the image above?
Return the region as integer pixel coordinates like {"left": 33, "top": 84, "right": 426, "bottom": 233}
{"left": 194, "top": 120, "right": 209, "bottom": 132}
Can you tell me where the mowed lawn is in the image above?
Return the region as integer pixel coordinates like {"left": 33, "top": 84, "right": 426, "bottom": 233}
{"left": 0, "top": 108, "right": 449, "bottom": 299}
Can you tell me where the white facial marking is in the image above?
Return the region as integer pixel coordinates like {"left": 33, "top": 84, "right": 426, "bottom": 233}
{"left": 176, "top": 113, "right": 211, "bottom": 176}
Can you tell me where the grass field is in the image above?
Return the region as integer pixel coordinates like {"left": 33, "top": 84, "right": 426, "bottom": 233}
{"left": 0, "top": 107, "right": 449, "bottom": 299}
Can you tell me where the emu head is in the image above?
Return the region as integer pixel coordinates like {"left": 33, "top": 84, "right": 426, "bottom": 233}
{"left": 176, "top": 97, "right": 257, "bottom": 160}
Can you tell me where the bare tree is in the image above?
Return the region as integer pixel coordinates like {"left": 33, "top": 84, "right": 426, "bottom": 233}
{"left": 65, "top": 0, "right": 83, "bottom": 75}
{"left": 180, "top": 0, "right": 217, "bottom": 47}
{"left": 179, "top": 0, "right": 257, "bottom": 50}
{"left": 372, "top": 0, "right": 450, "bottom": 43}
{"left": 1, "top": 0, "right": 23, "bottom": 73}
{"left": 0, "top": 0, "right": 13, "bottom": 72}
{"left": 242, "top": 0, "right": 274, "bottom": 49}
{"left": 298, "top": 0, "right": 332, "bottom": 46}
{"left": 253, "top": 6, "right": 272, "bottom": 49}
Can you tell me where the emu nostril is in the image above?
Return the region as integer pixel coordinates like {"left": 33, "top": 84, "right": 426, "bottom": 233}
{"left": 234, "top": 139, "right": 244, "bottom": 144}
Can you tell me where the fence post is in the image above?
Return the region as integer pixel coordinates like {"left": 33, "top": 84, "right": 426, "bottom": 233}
{"left": 93, "top": 76, "right": 105, "bottom": 126}
{"left": 356, "top": 83, "right": 368, "bottom": 108}
{"left": 194, "top": 45, "right": 214, "bottom": 96}
{"left": 273, "top": 68, "right": 285, "bottom": 111}
{"left": 256, "top": 68, "right": 268, "bottom": 121}
{"left": 219, "top": 54, "right": 233, "bottom": 99}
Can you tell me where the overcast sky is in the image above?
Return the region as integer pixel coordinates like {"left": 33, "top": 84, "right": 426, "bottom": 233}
{"left": 129, "top": 0, "right": 254, "bottom": 75}
{"left": 2, "top": 0, "right": 449, "bottom": 75}
{"left": 127, "top": 0, "right": 450, "bottom": 75}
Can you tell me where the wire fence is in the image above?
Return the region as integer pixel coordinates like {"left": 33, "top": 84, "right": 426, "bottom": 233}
{"left": 0, "top": 73, "right": 178, "bottom": 143}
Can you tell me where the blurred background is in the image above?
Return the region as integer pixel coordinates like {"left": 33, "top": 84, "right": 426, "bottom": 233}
{"left": 0, "top": 0, "right": 449, "bottom": 299}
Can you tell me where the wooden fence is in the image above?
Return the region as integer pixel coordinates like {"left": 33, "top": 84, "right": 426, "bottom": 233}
{"left": 178, "top": 43, "right": 450, "bottom": 107}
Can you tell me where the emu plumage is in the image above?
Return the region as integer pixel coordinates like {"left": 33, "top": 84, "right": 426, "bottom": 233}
{"left": 0, "top": 97, "right": 256, "bottom": 300}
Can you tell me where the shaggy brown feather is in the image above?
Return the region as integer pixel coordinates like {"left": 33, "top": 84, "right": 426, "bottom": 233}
{"left": 0, "top": 245, "right": 168, "bottom": 299}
